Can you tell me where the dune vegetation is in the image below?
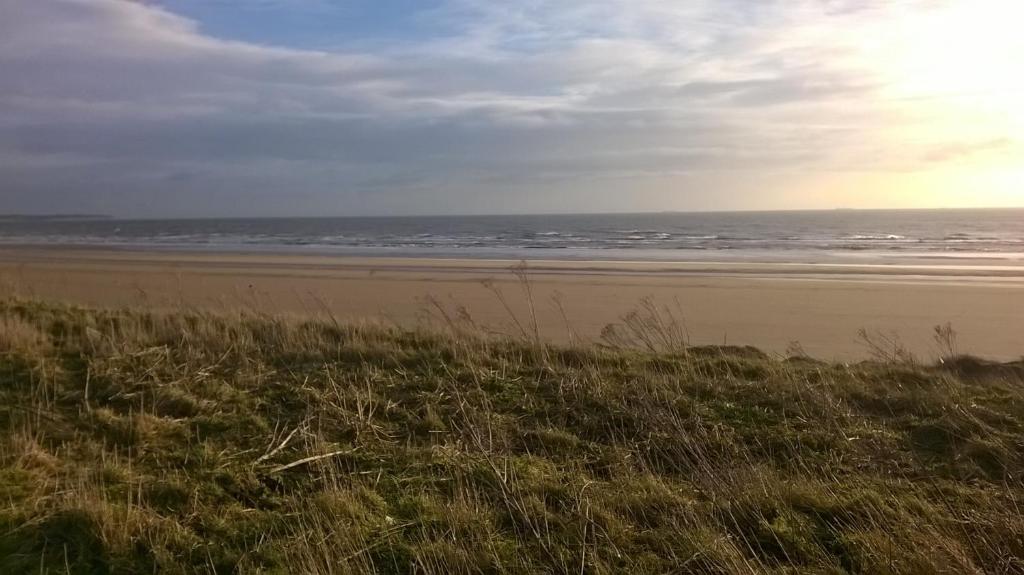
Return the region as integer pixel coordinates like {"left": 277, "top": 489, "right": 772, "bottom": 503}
{"left": 1, "top": 296, "right": 1023, "bottom": 574}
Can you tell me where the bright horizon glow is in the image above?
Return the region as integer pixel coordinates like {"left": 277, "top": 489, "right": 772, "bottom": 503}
{"left": 0, "top": 0, "right": 1021, "bottom": 217}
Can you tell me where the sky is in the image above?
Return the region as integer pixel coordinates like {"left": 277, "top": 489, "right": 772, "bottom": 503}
{"left": 1, "top": 0, "right": 1022, "bottom": 217}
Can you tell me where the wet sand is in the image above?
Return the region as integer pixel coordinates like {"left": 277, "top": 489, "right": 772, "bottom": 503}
{"left": 1, "top": 247, "right": 1022, "bottom": 360}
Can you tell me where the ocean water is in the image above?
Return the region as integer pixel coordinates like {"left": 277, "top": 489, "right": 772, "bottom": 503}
{"left": 3, "top": 209, "right": 1023, "bottom": 265}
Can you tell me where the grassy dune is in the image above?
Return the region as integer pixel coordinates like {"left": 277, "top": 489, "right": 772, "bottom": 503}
{"left": 1, "top": 298, "right": 1023, "bottom": 573}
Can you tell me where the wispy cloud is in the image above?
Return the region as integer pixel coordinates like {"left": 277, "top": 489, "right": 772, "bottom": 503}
{"left": 0, "top": 0, "right": 1018, "bottom": 216}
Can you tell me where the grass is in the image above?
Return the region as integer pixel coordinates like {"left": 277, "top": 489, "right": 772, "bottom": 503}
{"left": 1, "top": 297, "right": 1023, "bottom": 573}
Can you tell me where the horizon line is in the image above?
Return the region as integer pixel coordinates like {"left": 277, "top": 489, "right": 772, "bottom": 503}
{"left": 5, "top": 205, "right": 1024, "bottom": 221}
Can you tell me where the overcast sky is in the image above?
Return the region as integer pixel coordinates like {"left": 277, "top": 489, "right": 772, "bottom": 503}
{"left": 1, "top": 0, "right": 1021, "bottom": 217}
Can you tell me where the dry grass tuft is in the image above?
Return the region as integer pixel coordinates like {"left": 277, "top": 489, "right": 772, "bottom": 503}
{"left": 0, "top": 313, "right": 51, "bottom": 355}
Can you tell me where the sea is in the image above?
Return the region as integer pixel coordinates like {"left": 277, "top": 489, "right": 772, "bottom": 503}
{"left": 3, "top": 209, "right": 1023, "bottom": 266}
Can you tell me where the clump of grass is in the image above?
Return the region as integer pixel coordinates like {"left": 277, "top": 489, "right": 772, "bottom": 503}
{"left": 0, "top": 313, "right": 51, "bottom": 355}
{"left": 600, "top": 296, "right": 689, "bottom": 354}
{"left": 1, "top": 297, "right": 1023, "bottom": 573}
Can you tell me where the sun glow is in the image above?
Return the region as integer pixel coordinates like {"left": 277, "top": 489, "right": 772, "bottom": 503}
{"left": 879, "top": 0, "right": 1024, "bottom": 138}
{"left": 860, "top": 0, "right": 1024, "bottom": 204}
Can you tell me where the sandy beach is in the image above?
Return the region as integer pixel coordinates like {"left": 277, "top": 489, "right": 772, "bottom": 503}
{"left": 1, "top": 246, "right": 1021, "bottom": 360}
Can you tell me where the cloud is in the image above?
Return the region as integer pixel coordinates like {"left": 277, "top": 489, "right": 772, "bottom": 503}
{"left": 921, "top": 138, "right": 1014, "bottom": 164}
{"left": 0, "top": 0, "right": 1016, "bottom": 216}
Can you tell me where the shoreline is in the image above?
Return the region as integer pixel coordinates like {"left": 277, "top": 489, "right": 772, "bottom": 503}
{"left": 2, "top": 246, "right": 1022, "bottom": 360}
{"left": 5, "top": 243, "right": 1024, "bottom": 279}
{"left": 2, "top": 239, "right": 1024, "bottom": 270}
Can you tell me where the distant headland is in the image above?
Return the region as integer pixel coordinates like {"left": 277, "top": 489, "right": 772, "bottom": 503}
{"left": 0, "top": 214, "right": 113, "bottom": 222}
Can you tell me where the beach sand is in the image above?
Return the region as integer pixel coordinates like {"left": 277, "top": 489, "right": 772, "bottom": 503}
{"left": 1, "top": 247, "right": 1021, "bottom": 360}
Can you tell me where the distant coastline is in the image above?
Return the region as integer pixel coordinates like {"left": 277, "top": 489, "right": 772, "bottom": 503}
{"left": 0, "top": 214, "right": 112, "bottom": 222}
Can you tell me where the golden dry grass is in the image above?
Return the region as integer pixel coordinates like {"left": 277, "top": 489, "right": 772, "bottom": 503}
{"left": 0, "top": 297, "right": 1023, "bottom": 573}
